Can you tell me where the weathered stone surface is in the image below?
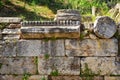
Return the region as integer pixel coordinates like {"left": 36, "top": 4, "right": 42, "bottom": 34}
{"left": 83, "top": 22, "right": 94, "bottom": 31}
{"left": 0, "top": 17, "right": 22, "bottom": 23}
{"left": 94, "top": 16, "right": 117, "bottom": 38}
{"left": 21, "top": 25, "right": 80, "bottom": 39}
{"left": 7, "top": 24, "right": 21, "bottom": 29}
{"left": 0, "top": 75, "right": 48, "bottom": 80}
{"left": 0, "top": 57, "right": 36, "bottom": 74}
{"left": 2, "top": 28, "right": 20, "bottom": 35}
{"left": 0, "top": 30, "right": 2, "bottom": 40}
{"left": 16, "top": 40, "right": 41, "bottom": 56}
{"left": 0, "top": 75, "right": 22, "bottom": 80}
{"left": 49, "top": 76, "right": 103, "bottom": 80}
{"left": 41, "top": 40, "right": 65, "bottom": 56}
{"left": 38, "top": 57, "right": 80, "bottom": 75}
{"left": 81, "top": 57, "right": 120, "bottom": 75}
{"left": 56, "top": 9, "right": 81, "bottom": 21}
{"left": 29, "top": 75, "right": 48, "bottom": 80}
{"left": 21, "top": 21, "right": 80, "bottom": 26}
{"left": 0, "top": 41, "right": 17, "bottom": 56}
{"left": 3, "top": 35, "right": 20, "bottom": 40}
{"left": 65, "top": 39, "right": 118, "bottom": 56}
{"left": 105, "top": 76, "right": 120, "bottom": 80}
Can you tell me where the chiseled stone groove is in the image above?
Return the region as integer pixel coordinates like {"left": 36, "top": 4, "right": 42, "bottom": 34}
{"left": 21, "top": 21, "right": 80, "bottom": 26}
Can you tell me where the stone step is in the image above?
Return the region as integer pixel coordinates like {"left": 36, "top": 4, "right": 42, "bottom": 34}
{"left": 0, "top": 17, "right": 22, "bottom": 23}
{"left": 2, "top": 28, "right": 21, "bottom": 35}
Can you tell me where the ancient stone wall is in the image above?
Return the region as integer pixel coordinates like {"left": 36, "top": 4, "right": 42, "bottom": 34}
{"left": 0, "top": 17, "right": 119, "bottom": 80}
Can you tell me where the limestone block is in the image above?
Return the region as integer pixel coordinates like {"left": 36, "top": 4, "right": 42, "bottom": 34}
{"left": 21, "top": 25, "right": 80, "bottom": 39}
{"left": 65, "top": 39, "right": 118, "bottom": 56}
{"left": 0, "top": 17, "right": 22, "bottom": 23}
{"left": 0, "top": 41, "right": 17, "bottom": 56}
{"left": 41, "top": 40, "right": 65, "bottom": 56}
{"left": 2, "top": 28, "right": 20, "bottom": 35}
{"left": 0, "top": 75, "right": 22, "bottom": 80}
{"left": 0, "top": 29, "right": 2, "bottom": 40}
{"left": 105, "top": 76, "right": 120, "bottom": 80}
{"left": 94, "top": 16, "right": 117, "bottom": 38}
{"left": 49, "top": 76, "right": 103, "bottom": 80}
{"left": 81, "top": 57, "right": 120, "bottom": 75}
{"left": 16, "top": 40, "right": 41, "bottom": 56}
{"left": 56, "top": 9, "right": 81, "bottom": 21}
{"left": 7, "top": 24, "right": 21, "bottom": 29}
{"left": 38, "top": 57, "right": 80, "bottom": 75}
{"left": 3, "top": 34, "right": 20, "bottom": 40}
{"left": 29, "top": 75, "right": 48, "bottom": 80}
{"left": 0, "top": 57, "right": 36, "bottom": 74}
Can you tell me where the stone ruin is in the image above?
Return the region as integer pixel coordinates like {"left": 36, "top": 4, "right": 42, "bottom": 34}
{"left": 0, "top": 9, "right": 119, "bottom": 80}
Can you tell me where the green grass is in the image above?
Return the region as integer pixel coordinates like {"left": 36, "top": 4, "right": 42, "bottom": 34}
{"left": 50, "top": 69, "right": 59, "bottom": 76}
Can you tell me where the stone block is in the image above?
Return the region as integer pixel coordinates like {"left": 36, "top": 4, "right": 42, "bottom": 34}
{"left": 0, "top": 75, "right": 22, "bottom": 80}
{"left": 21, "top": 25, "right": 80, "bottom": 39}
{"left": 2, "top": 28, "right": 20, "bottom": 35}
{"left": 0, "top": 41, "right": 17, "bottom": 56}
{"left": 16, "top": 40, "right": 41, "bottom": 56}
{"left": 105, "top": 76, "right": 120, "bottom": 80}
{"left": 0, "top": 57, "right": 36, "bottom": 74}
{"left": 38, "top": 57, "right": 80, "bottom": 75}
{"left": 81, "top": 57, "right": 120, "bottom": 75}
{"left": 41, "top": 40, "right": 65, "bottom": 56}
{"left": 3, "top": 35, "right": 20, "bottom": 40}
{"left": 48, "top": 76, "right": 103, "bottom": 80}
{"left": 7, "top": 24, "right": 21, "bottom": 29}
{"left": 65, "top": 39, "right": 118, "bottom": 56}
{"left": 0, "top": 17, "right": 22, "bottom": 23}
{"left": 29, "top": 75, "right": 48, "bottom": 80}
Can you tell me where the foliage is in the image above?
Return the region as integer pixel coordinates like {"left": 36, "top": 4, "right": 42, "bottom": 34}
{"left": 81, "top": 63, "right": 101, "bottom": 80}
{"left": 50, "top": 69, "right": 59, "bottom": 76}
{"left": 0, "top": 0, "right": 3, "bottom": 7}
{"left": 44, "top": 53, "right": 50, "bottom": 60}
{"left": 0, "top": 63, "right": 2, "bottom": 69}
{"left": 22, "top": 73, "right": 31, "bottom": 80}
{"left": 41, "top": 77, "right": 46, "bottom": 80}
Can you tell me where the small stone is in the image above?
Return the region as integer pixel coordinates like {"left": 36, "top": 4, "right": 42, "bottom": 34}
{"left": 29, "top": 75, "right": 48, "bottom": 80}
{"left": 38, "top": 57, "right": 80, "bottom": 75}
{"left": 0, "top": 17, "right": 22, "bottom": 23}
{"left": 89, "top": 34, "right": 98, "bottom": 39}
{"left": 2, "top": 28, "right": 20, "bottom": 35}
{"left": 7, "top": 24, "right": 21, "bottom": 29}
{"left": 105, "top": 76, "right": 120, "bottom": 80}
{"left": 3, "top": 35, "right": 20, "bottom": 40}
{"left": 0, "top": 75, "right": 22, "bottom": 80}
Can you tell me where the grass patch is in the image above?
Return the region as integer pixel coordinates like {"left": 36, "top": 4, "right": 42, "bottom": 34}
{"left": 50, "top": 69, "right": 59, "bottom": 76}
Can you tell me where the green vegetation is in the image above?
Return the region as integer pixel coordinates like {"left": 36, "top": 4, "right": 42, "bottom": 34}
{"left": 22, "top": 73, "right": 31, "bottom": 80}
{"left": 44, "top": 53, "right": 50, "bottom": 60}
{"left": 50, "top": 69, "right": 59, "bottom": 76}
{"left": 0, "top": 63, "right": 3, "bottom": 69}
{"left": 81, "top": 63, "right": 101, "bottom": 80}
{"left": 41, "top": 77, "right": 46, "bottom": 80}
{"left": 0, "top": 0, "right": 120, "bottom": 20}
